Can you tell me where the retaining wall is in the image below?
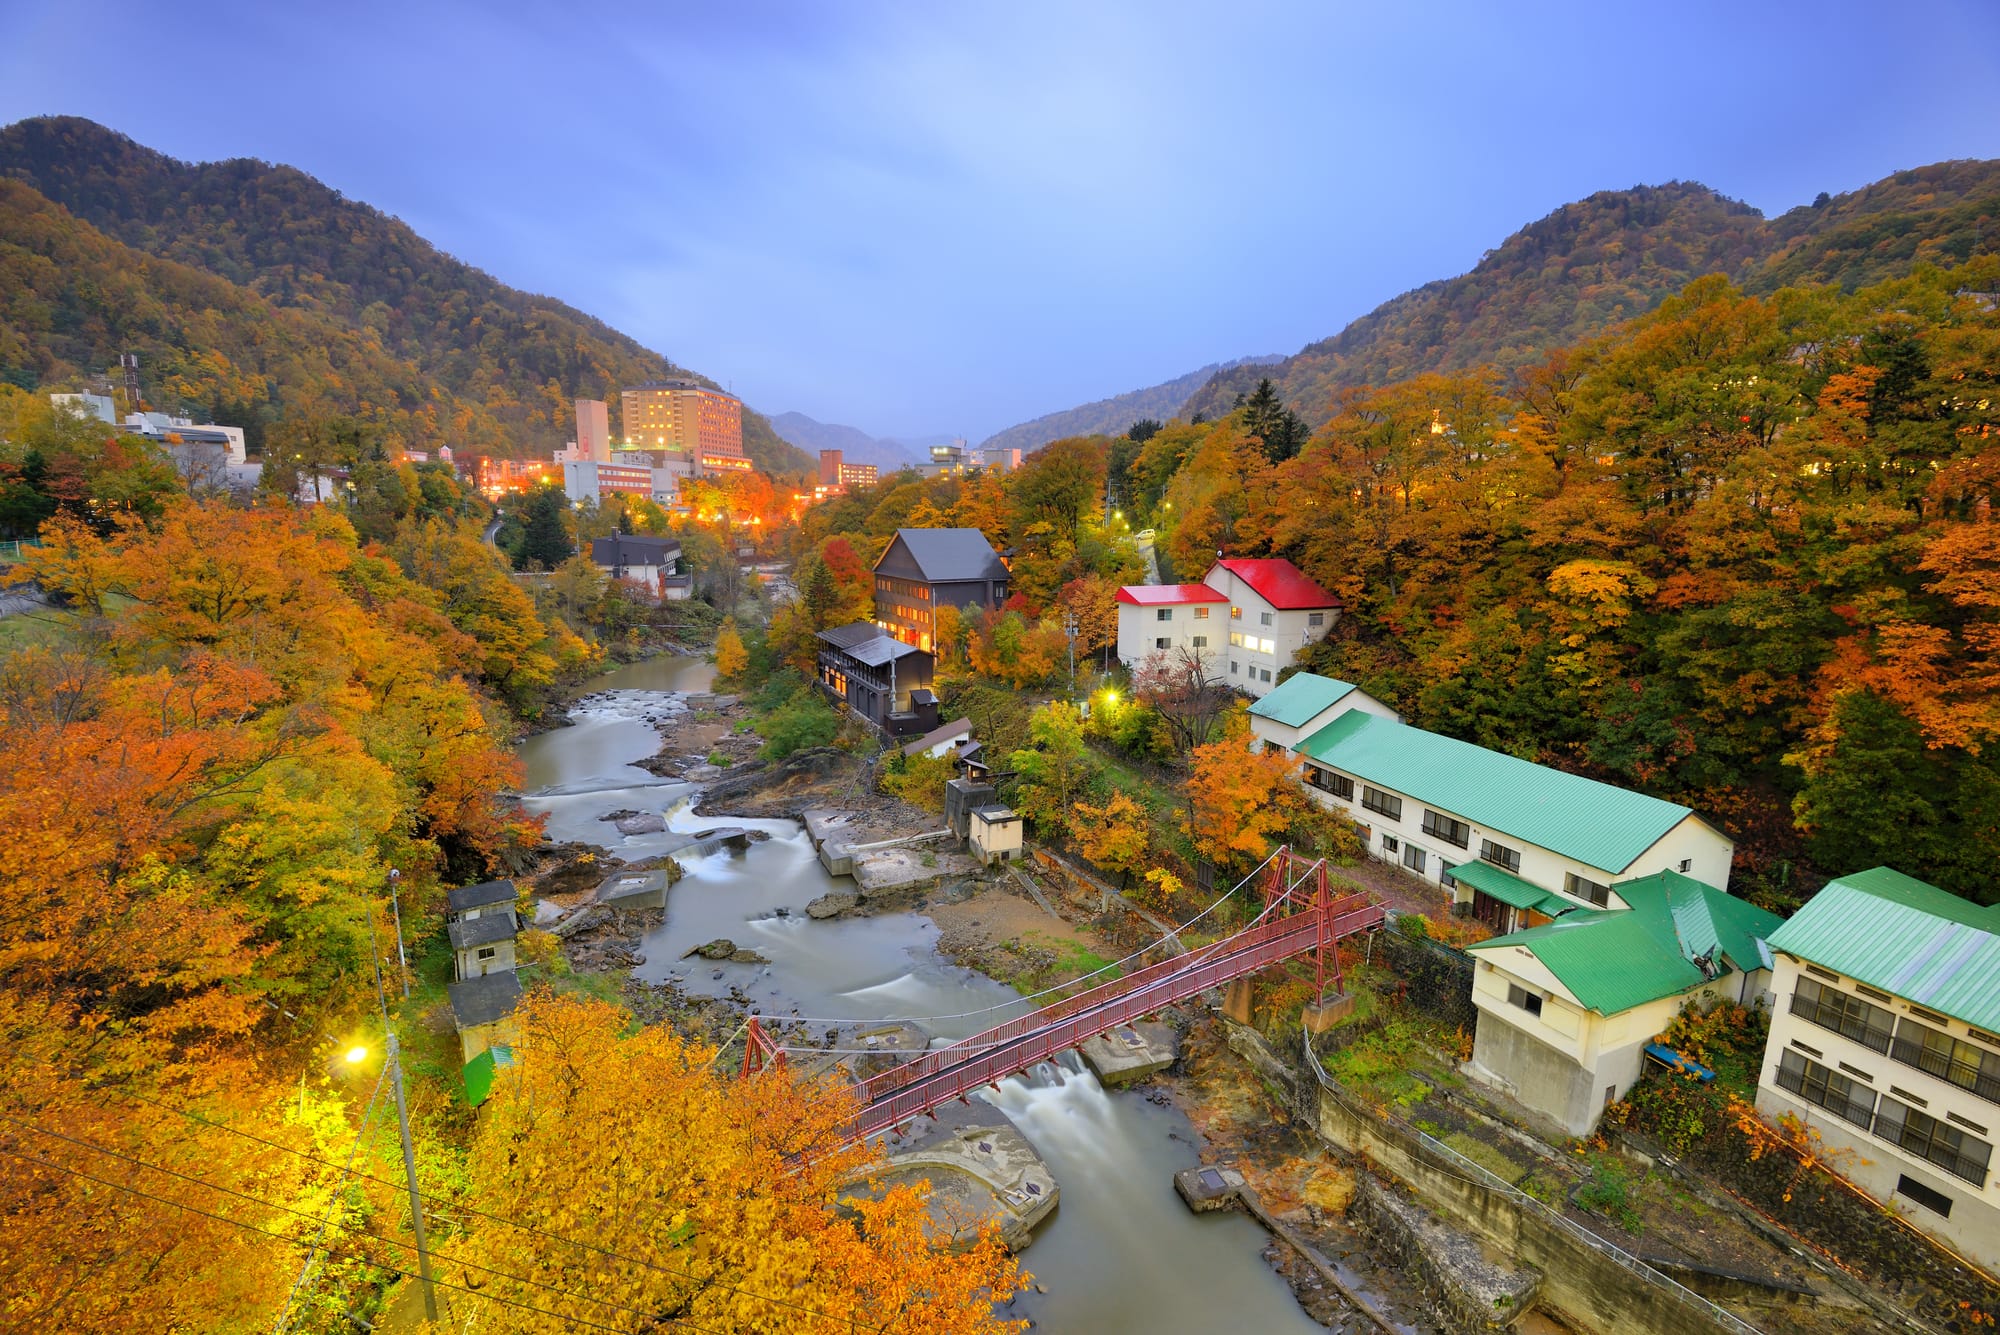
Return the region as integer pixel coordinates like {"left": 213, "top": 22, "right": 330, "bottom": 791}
{"left": 1223, "top": 1022, "right": 1758, "bottom": 1335}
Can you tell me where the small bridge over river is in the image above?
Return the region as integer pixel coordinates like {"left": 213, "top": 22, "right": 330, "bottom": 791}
{"left": 741, "top": 848, "right": 1385, "bottom": 1141}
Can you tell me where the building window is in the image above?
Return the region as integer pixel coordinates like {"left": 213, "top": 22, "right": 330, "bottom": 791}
{"left": 1507, "top": 984, "right": 1544, "bottom": 1017}
{"left": 1260, "top": 668, "right": 1272, "bottom": 682}
{"left": 1309, "top": 612, "right": 1325, "bottom": 627}
{"left": 1361, "top": 786, "right": 1402, "bottom": 821}
{"left": 1874, "top": 1096, "right": 1994, "bottom": 1186}
{"left": 1564, "top": 872, "right": 1611, "bottom": 907}
{"left": 1775, "top": 1049, "right": 1877, "bottom": 1129}
{"left": 1791, "top": 977, "right": 1896, "bottom": 1054}
{"left": 1191, "top": 635, "right": 1207, "bottom": 648}
{"left": 1480, "top": 839, "right": 1521, "bottom": 873}
{"left": 1231, "top": 606, "right": 1242, "bottom": 620}
{"left": 1440, "top": 864, "right": 1457, "bottom": 889}
{"left": 1381, "top": 834, "right": 1399, "bottom": 855}
{"left": 1308, "top": 767, "right": 1353, "bottom": 800}
{"left": 1157, "top": 608, "right": 1174, "bottom": 621}
{"left": 1259, "top": 611, "right": 1273, "bottom": 626}
{"left": 1155, "top": 637, "right": 1171, "bottom": 650}
{"left": 1230, "top": 661, "right": 1239, "bottom": 675}
{"left": 1403, "top": 844, "right": 1427, "bottom": 874}
{"left": 1891, "top": 1018, "right": 2000, "bottom": 1106}
{"left": 1421, "top": 811, "right": 1471, "bottom": 848}
{"left": 476, "top": 947, "right": 497, "bottom": 960}
{"left": 1895, "top": 1175, "right": 1954, "bottom": 1218}
{"left": 1193, "top": 606, "right": 1210, "bottom": 620}
{"left": 1678, "top": 858, "right": 1692, "bottom": 873}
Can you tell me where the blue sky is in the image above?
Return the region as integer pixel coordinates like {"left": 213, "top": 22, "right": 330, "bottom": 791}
{"left": 5, "top": 0, "right": 1999, "bottom": 442}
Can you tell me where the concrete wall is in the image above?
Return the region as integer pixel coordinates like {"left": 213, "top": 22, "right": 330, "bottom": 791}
{"left": 1224, "top": 1023, "right": 1754, "bottom": 1335}
{"left": 1470, "top": 1008, "right": 1600, "bottom": 1135}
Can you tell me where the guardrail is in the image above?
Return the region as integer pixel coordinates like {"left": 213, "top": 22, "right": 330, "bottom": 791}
{"left": 1298, "top": 1026, "right": 1763, "bottom": 1335}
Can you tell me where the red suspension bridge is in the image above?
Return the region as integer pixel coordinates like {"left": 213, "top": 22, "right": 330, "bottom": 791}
{"left": 742, "top": 847, "right": 1385, "bottom": 1141}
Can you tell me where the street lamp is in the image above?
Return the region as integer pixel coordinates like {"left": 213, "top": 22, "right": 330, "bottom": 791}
{"left": 347, "top": 1034, "right": 437, "bottom": 1321}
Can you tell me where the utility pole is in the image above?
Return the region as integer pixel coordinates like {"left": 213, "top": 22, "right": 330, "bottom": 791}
{"left": 387, "top": 868, "right": 409, "bottom": 999}
{"left": 1062, "top": 611, "right": 1079, "bottom": 701}
{"left": 387, "top": 1033, "right": 438, "bottom": 1323}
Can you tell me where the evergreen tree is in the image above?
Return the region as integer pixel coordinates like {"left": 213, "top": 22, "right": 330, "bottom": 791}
{"left": 1126, "top": 418, "right": 1162, "bottom": 443}
{"left": 515, "top": 485, "right": 575, "bottom": 570}
{"left": 1239, "top": 378, "right": 1310, "bottom": 463}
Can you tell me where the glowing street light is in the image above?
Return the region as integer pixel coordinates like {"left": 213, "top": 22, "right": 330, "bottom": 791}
{"left": 344, "top": 1045, "right": 369, "bottom": 1065}
{"left": 341, "top": 1032, "right": 437, "bottom": 1321}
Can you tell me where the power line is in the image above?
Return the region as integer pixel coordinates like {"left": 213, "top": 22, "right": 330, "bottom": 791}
{"left": 76, "top": 1087, "right": 893, "bottom": 1334}
{"left": 272, "top": 1065, "right": 388, "bottom": 1333}
{"left": 0, "top": 1115, "right": 724, "bottom": 1334}
{"left": 0, "top": 1140, "right": 640, "bottom": 1335}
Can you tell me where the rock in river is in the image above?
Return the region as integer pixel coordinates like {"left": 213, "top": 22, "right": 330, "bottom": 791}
{"left": 806, "top": 889, "right": 860, "bottom": 920}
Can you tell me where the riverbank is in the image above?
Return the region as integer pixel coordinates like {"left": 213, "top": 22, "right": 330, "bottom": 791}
{"left": 517, "top": 656, "right": 1427, "bottom": 1332}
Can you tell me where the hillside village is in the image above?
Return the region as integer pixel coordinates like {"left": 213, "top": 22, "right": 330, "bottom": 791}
{"left": 1, "top": 84, "right": 1998, "bottom": 1335}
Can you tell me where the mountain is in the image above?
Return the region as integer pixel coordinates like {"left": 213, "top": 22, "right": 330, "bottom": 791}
{"left": 770, "top": 412, "right": 931, "bottom": 469}
{"left": 980, "top": 356, "right": 1280, "bottom": 454}
{"left": 1186, "top": 163, "right": 2000, "bottom": 426}
{"left": 0, "top": 116, "right": 811, "bottom": 474}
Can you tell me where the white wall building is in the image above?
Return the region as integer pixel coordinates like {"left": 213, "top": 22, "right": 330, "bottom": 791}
{"left": 1114, "top": 584, "right": 1228, "bottom": 670}
{"left": 1249, "top": 673, "right": 1736, "bottom": 918}
{"left": 49, "top": 392, "right": 117, "bottom": 425}
{"left": 1756, "top": 867, "right": 2000, "bottom": 1269}
{"left": 1114, "top": 557, "right": 1339, "bottom": 697}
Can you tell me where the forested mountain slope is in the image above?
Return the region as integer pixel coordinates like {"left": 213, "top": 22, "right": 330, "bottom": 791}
{"left": 1170, "top": 161, "right": 2000, "bottom": 427}
{"left": 0, "top": 116, "right": 810, "bottom": 472}
{"left": 980, "top": 355, "right": 1280, "bottom": 455}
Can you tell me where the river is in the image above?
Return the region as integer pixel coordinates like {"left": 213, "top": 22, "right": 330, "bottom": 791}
{"left": 517, "top": 657, "right": 1350, "bottom": 1333}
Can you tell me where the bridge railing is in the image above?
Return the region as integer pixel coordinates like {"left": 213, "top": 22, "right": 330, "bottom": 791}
{"left": 854, "top": 899, "right": 1383, "bottom": 1137}
{"left": 853, "top": 890, "right": 1374, "bottom": 1109}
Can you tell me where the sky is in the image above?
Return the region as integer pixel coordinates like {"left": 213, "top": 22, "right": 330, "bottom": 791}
{"left": 5, "top": 0, "right": 2000, "bottom": 443}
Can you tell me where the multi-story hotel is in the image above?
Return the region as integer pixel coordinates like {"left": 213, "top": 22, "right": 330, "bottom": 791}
{"left": 1757, "top": 868, "right": 2000, "bottom": 1267}
{"left": 818, "top": 449, "right": 879, "bottom": 491}
{"left": 620, "top": 379, "right": 747, "bottom": 470}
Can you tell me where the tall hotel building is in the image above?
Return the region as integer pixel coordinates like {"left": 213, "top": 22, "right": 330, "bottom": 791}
{"left": 620, "top": 379, "right": 750, "bottom": 471}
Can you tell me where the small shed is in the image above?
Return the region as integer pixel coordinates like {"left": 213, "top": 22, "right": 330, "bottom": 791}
{"left": 945, "top": 777, "right": 998, "bottom": 839}
{"left": 969, "top": 805, "right": 1024, "bottom": 867}
{"left": 447, "top": 879, "right": 517, "bottom": 923}
{"left": 448, "top": 972, "right": 524, "bottom": 1063}
{"left": 448, "top": 912, "right": 519, "bottom": 980}
{"left": 462, "top": 1045, "right": 517, "bottom": 1107}
{"left": 598, "top": 867, "right": 670, "bottom": 911}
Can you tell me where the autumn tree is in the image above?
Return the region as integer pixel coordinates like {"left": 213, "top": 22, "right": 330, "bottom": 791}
{"left": 1131, "top": 646, "right": 1231, "bottom": 770}
{"left": 1071, "top": 790, "right": 1150, "bottom": 909}
{"left": 453, "top": 992, "right": 1023, "bottom": 1334}
{"left": 715, "top": 616, "right": 750, "bottom": 679}
{"left": 1185, "top": 738, "right": 1303, "bottom": 874}
{"left": 1006, "top": 702, "right": 1097, "bottom": 837}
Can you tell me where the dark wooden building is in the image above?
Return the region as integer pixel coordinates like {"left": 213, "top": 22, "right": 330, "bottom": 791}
{"left": 816, "top": 622, "right": 939, "bottom": 736}
{"left": 872, "top": 528, "right": 1009, "bottom": 650}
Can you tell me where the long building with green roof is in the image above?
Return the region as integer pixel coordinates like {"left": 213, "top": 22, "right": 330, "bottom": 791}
{"left": 1248, "top": 673, "right": 1735, "bottom": 928}
{"left": 1757, "top": 868, "right": 2000, "bottom": 1265}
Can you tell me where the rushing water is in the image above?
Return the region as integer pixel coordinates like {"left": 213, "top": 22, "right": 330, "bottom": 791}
{"left": 516, "top": 658, "right": 1342, "bottom": 1334}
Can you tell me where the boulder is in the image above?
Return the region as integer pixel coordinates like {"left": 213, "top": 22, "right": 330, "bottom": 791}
{"left": 806, "top": 890, "right": 860, "bottom": 920}
{"left": 688, "top": 938, "right": 739, "bottom": 960}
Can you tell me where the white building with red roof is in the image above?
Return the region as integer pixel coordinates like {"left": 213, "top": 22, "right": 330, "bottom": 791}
{"left": 1115, "top": 557, "right": 1340, "bottom": 697}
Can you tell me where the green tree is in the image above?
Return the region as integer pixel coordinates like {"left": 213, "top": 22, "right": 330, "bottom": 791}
{"left": 514, "top": 484, "right": 575, "bottom": 570}
{"left": 1006, "top": 702, "right": 1097, "bottom": 837}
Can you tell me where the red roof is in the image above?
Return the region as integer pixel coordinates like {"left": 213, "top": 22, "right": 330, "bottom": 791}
{"left": 1210, "top": 559, "right": 1339, "bottom": 610}
{"left": 1116, "top": 583, "right": 1230, "bottom": 606}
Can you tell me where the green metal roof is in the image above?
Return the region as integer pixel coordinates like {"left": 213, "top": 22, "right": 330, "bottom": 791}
{"left": 1449, "top": 860, "right": 1572, "bottom": 916}
{"left": 1249, "top": 672, "right": 1358, "bottom": 728}
{"left": 1768, "top": 868, "right": 2000, "bottom": 1033}
{"left": 1471, "top": 872, "right": 1782, "bottom": 1014}
{"left": 1296, "top": 710, "right": 1699, "bottom": 872}
{"left": 462, "top": 1045, "right": 517, "bottom": 1107}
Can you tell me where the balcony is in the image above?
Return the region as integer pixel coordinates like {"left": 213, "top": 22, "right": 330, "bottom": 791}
{"left": 1875, "top": 1110, "right": 1993, "bottom": 1187}
{"left": 1789, "top": 991, "right": 1893, "bottom": 1055}
{"left": 1890, "top": 1032, "right": 2000, "bottom": 1106}
{"left": 1773, "top": 1063, "right": 1875, "bottom": 1130}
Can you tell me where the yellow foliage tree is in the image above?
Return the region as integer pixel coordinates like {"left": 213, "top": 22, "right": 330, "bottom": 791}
{"left": 453, "top": 992, "right": 1024, "bottom": 1334}
{"left": 1184, "top": 738, "right": 1301, "bottom": 872}
{"left": 714, "top": 616, "right": 749, "bottom": 680}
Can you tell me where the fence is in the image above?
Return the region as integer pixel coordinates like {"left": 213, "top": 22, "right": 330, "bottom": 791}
{"left": 1298, "top": 1025, "right": 1762, "bottom": 1335}
{"left": 1371, "top": 923, "right": 1479, "bottom": 1031}
{"left": 0, "top": 539, "right": 38, "bottom": 564}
